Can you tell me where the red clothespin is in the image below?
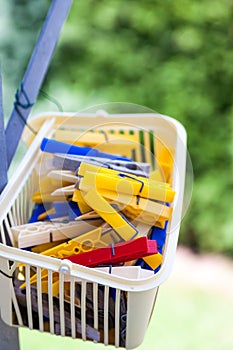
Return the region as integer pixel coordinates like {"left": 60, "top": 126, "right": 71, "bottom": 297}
{"left": 62, "top": 236, "right": 158, "bottom": 267}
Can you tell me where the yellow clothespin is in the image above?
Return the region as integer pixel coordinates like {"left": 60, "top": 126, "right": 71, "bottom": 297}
{"left": 77, "top": 168, "right": 173, "bottom": 227}
{"left": 32, "top": 191, "right": 66, "bottom": 203}
{"left": 149, "top": 169, "right": 165, "bottom": 182}
{"left": 38, "top": 175, "right": 71, "bottom": 194}
{"left": 72, "top": 189, "right": 92, "bottom": 213}
{"left": 41, "top": 227, "right": 108, "bottom": 259}
{"left": 31, "top": 240, "right": 67, "bottom": 254}
{"left": 143, "top": 252, "right": 163, "bottom": 270}
{"left": 82, "top": 189, "right": 139, "bottom": 241}
{"left": 79, "top": 168, "right": 175, "bottom": 203}
{"left": 96, "top": 190, "right": 172, "bottom": 228}
{"left": 156, "top": 140, "right": 175, "bottom": 183}
{"left": 95, "top": 128, "right": 157, "bottom": 164}
{"left": 40, "top": 274, "right": 60, "bottom": 296}
{"left": 54, "top": 128, "right": 137, "bottom": 149}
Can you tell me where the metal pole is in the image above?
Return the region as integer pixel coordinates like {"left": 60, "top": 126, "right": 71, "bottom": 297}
{"left": 5, "top": 0, "right": 73, "bottom": 168}
{"left": 0, "top": 73, "right": 8, "bottom": 193}
{"left": 0, "top": 73, "right": 20, "bottom": 350}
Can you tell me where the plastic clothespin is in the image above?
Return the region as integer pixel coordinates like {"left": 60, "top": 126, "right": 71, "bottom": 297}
{"left": 40, "top": 227, "right": 108, "bottom": 258}
{"left": 75, "top": 210, "right": 101, "bottom": 221}
{"left": 31, "top": 240, "right": 67, "bottom": 254}
{"left": 28, "top": 203, "right": 47, "bottom": 223}
{"left": 76, "top": 216, "right": 124, "bottom": 245}
{"left": 79, "top": 169, "right": 175, "bottom": 203}
{"left": 62, "top": 236, "right": 158, "bottom": 267}
{"left": 12, "top": 219, "right": 103, "bottom": 248}
{"left": 53, "top": 128, "right": 139, "bottom": 160}
{"left": 156, "top": 141, "right": 175, "bottom": 183}
{"left": 150, "top": 223, "right": 167, "bottom": 254}
{"left": 117, "top": 194, "right": 171, "bottom": 228}
{"left": 38, "top": 173, "right": 71, "bottom": 194}
{"left": 136, "top": 222, "right": 168, "bottom": 272}
{"left": 38, "top": 201, "right": 81, "bottom": 221}
{"left": 82, "top": 189, "right": 139, "bottom": 241}
{"left": 51, "top": 184, "right": 76, "bottom": 197}
{"left": 40, "top": 138, "right": 131, "bottom": 161}
{"left": 54, "top": 128, "right": 138, "bottom": 147}
{"left": 52, "top": 153, "right": 150, "bottom": 177}
{"left": 108, "top": 159, "right": 150, "bottom": 177}
{"left": 47, "top": 169, "right": 78, "bottom": 183}
{"left": 77, "top": 171, "right": 173, "bottom": 228}
{"left": 72, "top": 189, "right": 92, "bottom": 214}
{"left": 38, "top": 201, "right": 68, "bottom": 220}
{"left": 32, "top": 190, "right": 67, "bottom": 204}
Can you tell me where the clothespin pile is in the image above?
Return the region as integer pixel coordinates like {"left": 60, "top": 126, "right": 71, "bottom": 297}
{"left": 12, "top": 128, "right": 175, "bottom": 274}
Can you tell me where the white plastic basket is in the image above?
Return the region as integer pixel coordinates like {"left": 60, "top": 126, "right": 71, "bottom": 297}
{"left": 0, "top": 111, "right": 186, "bottom": 349}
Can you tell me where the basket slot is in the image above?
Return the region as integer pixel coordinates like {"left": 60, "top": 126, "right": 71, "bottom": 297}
{"left": 19, "top": 191, "right": 24, "bottom": 225}
{"left": 48, "top": 270, "right": 55, "bottom": 334}
{"left": 10, "top": 171, "right": 37, "bottom": 231}
{"left": 11, "top": 282, "right": 23, "bottom": 326}
{"left": 3, "top": 216, "right": 14, "bottom": 246}
{"left": 8, "top": 209, "right": 15, "bottom": 228}
{"left": 59, "top": 272, "right": 65, "bottom": 336}
{"left": 114, "top": 289, "right": 121, "bottom": 347}
{"left": 104, "top": 286, "right": 109, "bottom": 345}
{"left": 36, "top": 267, "right": 44, "bottom": 331}
{"left": 25, "top": 264, "right": 33, "bottom": 329}
{"left": 26, "top": 172, "right": 38, "bottom": 219}
{"left": 15, "top": 197, "right": 22, "bottom": 226}
{"left": 81, "top": 280, "right": 87, "bottom": 340}
{"left": 12, "top": 201, "right": 19, "bottom": 227}
{"left": 20, "top": 188, "right": 25, "bottom": 224}
{"left": 70, "top": 277, "right": 76, "bottom": 338}
{"left": 93, "top": 282, "right": 98, "bottom": 331}
{"left": 0, "top": 222, "right": 6, "bottom": 245}
{"left": 23, "top": 185, "right": 29, "bottom": 223}
{"left": 120, "top": 292, "right": 127, "bottom": 348}
{"left": 0, "top": 217, "right": 14, "bottom": 247}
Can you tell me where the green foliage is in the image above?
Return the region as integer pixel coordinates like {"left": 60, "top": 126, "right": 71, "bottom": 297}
{"left": 0, "top": 0, "right": 232, "bottom": 255}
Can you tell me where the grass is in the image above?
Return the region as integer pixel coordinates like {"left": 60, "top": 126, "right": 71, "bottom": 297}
{"left": 19, "top": 250, "right": 233, "bottom": 350}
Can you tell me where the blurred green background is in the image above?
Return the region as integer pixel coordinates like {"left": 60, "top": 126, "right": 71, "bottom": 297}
{"left": 0, "top": 0, "right": 232, "bottom": 349}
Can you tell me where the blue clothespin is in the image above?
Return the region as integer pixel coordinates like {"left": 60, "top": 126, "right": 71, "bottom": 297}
{"left": 150, "top": 223, "right": 167, "bottom": 255}
{"left": 29, "top": 203, "right": 48, "bottom": 223}
{"left": 68, "top": 201, "right": 82, "bottom": 220}
{"left": 40, "top": 138, "right": 131, "bottom": 161}
{"left": 43, "top": 201, "right": 81, "bottom": 221}
{"left": 136, "top": 222, "right": 168, "bottom": 273}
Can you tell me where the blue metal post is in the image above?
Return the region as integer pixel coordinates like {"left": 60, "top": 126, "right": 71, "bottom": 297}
{"left": 0, "top": 73, "right": 8, "bottom": 193}
{"left": 5, "top": 0, "right": 73, "bottom": 168}
{"left": 0, "top": 72, "right": 20, "bottom": 349}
